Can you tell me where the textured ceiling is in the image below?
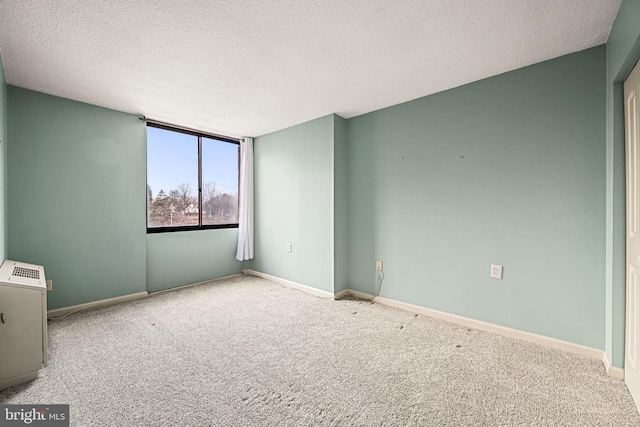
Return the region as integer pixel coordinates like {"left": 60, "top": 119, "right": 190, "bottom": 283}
{"left": 0, "top": 0, "right": 623, "bottom": 138}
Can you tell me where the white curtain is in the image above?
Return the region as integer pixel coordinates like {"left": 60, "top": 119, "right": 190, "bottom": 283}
{"left": 236, "top": 137, "right": 254, "bottom": 261}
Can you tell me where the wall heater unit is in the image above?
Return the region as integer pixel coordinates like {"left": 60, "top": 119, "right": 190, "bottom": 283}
{"left": 0, "top": 260, "right": 48, "bottom": 391}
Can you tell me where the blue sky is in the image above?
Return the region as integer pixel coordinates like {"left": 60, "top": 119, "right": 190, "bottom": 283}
{"left": 147, "top": 126, "right": 239, "bottom": 199}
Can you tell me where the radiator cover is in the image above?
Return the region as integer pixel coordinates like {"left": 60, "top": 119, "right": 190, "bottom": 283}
{"left": 0, "top": 260, "right": 48, "bottom": 391}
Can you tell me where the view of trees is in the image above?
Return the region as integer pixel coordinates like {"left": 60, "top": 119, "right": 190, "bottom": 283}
{"left": 147, "top": 182, "right": 238, "bottom": 227}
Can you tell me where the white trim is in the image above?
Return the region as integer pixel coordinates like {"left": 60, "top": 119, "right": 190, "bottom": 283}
{"left": 39, "top": 272, "right": 623, "bottom": 381}
{"left": 243, "top": 269, "right": 335, "bottom": 298}
{"left": 244, "top": 272, "right": 619, "bottom": 379}
{"left": 361, "top": 290, "right": 623, "bottom": 380}
{"left": 47, "top": 291, "right": 148, "bottom": 319}
{"left": 148, "top": 274, "right": 243, "bottom": 295}
{"left": 369, "top": 293, "right": 604, "bottom": 360}
{"left": 603, "top": 351, "right": 625, "bottom": 380}
{"left": 612, "top": 366, "right": 625, "bottom": 380}
{"left": 57, "top": 271, "right": 620, "bottom": 382}
{"left": 47, "top": 274, "right": 244, "bottom": 319}
{"left": 344, "top": 289, "right": 375, "bottom": 300}
{"left": 333, "top": 289, "right": 350, "bottom": 300}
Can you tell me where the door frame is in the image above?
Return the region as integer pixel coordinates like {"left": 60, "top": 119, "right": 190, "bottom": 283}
{"left": 624, "top": 57, "right": 640, "bottom": 413}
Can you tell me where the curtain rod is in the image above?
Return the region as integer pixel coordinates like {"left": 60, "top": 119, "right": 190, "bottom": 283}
{"left": 140, "top": 116, "right": 242, "bottom": 143}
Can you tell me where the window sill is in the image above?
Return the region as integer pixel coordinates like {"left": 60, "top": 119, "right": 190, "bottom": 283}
{"left": 146, "top": 224, "right": 239, "bottom": 234}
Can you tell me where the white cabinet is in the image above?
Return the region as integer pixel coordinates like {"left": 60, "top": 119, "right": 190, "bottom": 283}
{"left": 0, "top": 260, "right": 48, "bottom": 391}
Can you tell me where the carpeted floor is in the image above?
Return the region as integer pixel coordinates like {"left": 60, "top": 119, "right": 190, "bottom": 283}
{"left": 1, "top": 274, "right": 638, "bottom": 426}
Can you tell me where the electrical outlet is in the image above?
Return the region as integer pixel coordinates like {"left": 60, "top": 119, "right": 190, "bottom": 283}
{"left": 46, "top": 280, "right": 53, "bottom": 291}
{"left": 490, "top": 264, "right": 503, "bottom": 279}
{"left": 287, "top": 243, "right": 292, "bottom": 253}
{"left": 376, "top": 260, "right": 383, "bottom": 271}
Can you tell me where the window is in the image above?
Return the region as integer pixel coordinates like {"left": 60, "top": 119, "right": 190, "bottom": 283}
{"left": 146, "top": 122, "right": 239, "bottom": 232}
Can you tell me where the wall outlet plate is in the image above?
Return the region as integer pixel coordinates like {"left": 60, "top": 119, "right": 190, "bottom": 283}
{"left": 46, "top": 280, "right": 53, "bottom": 291}
{"left": 376, "top": 260, "right": 383, "bottom": 271}
{"left": 490, "top": 264, "right": 503, "bottom": 279}
{"left": 286, "top": 243, "right": 292, "bottom": 253}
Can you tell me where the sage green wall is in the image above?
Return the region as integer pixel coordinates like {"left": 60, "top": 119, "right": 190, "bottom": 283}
{"left": 146, "top": 229, "right": 243, "bottom": 292}
{"left": 7, "top": 87, "right": 245, "bottom": 307}
{"left": 7, "top": 86, "right": 147, "bottom": 309}
{"left": 248, "top": 115, "right": 335, "bottom": 293}
{"left": 605, "top": 0, "right": 640, "bottom": 367}
{"left": 0, "top": 54, "right": 6, "bottom": 261}
{"left": 334, "top": 115, "right": 348, "bottom": 293}
{"left": 347, "top": 46, "right": 606, "bottom": 349}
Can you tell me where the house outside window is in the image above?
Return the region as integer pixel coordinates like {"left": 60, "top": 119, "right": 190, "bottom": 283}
{"left": 146, "top": 122, "right": 239, "bottom": 233}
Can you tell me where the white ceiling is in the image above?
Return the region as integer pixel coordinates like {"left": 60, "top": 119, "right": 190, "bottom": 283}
{"left": 0, "top": 1, "right": 623, "bottom": 138}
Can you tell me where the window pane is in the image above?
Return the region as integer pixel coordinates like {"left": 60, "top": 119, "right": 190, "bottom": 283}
{"left": 147, "top": 127, "right": 198, "bottom": 228}
{"left": 202, "top": 138, "right": 239, "bottom": 225}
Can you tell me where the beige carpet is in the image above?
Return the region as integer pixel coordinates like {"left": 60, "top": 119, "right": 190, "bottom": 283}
{"left": 1, "top": 274, "right": 638, "bottom": 426}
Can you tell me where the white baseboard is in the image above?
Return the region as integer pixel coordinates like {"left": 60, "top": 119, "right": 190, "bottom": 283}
{"left": 51, "top": 271, "right": 623, "bottom": 382}
{"left": 603, "top": 351, "right": 625, "bottom": 380}
{"left": 243, "top": 269, "right": 335, "bottom": 298}
{"left": 612, "top": 366, "right": 625, "bottom": 381}
{"left": 344, "top": 289, "right": 376, "bottom": 300}
{"left": 243, "top": 271, "right": 621, "bottom": 380}
{"left": 48, "top": 291, "right": 148, "bottom": 319}
{"left": 148, "top": 273, "right": 243, "bottom": 295}
{"left": 354, "top": 291, "right": 622, "bottom": 380}
{"left": 48, "top": 273, "right": 244, "bottom": 319}
{"left": 333, "top": 289, "right": 350, "bottom": 300}
{"left": 370, "top": 293, "right": 604, "bottom": 361}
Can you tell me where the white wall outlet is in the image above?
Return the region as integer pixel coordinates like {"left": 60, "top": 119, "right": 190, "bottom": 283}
{"left": 287, "top": 243, "right": 292, "bottom": 253}
{"left": 46, "top": 280, "right": 53, "bottom": 291}
{"left": 376, "top": 260, "right": 383, "bottom": 271}
{"left": 490, "top": 264, "right": 503, "bottom": 279}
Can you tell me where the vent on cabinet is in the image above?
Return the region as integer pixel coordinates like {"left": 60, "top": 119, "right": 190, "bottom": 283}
{"left": 12, "top": 266, "right": 40, "bottom": 280}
